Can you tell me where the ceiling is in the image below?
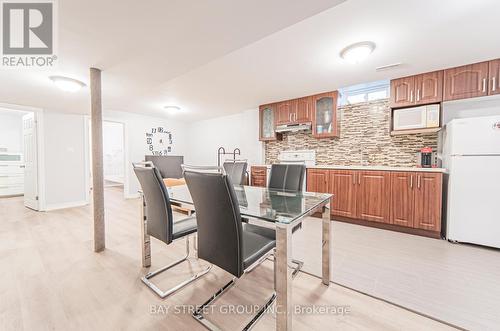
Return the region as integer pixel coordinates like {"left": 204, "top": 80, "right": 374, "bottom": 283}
{"left": 1, "top": 0, "right": 500, "bottom": 121}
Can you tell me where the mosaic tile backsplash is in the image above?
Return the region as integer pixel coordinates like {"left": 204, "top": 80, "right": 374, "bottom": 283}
{"left": 265, "top": 99, "right": 438, "bottom": 167}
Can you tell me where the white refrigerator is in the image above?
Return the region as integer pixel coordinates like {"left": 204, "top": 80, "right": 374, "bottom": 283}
{"left": 443, "top": 115, "right": 500, "bottom": 248}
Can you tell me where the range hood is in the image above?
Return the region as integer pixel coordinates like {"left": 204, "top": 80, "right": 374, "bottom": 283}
{"left": 275, "top": 123, "right": 312, "bottom": 133}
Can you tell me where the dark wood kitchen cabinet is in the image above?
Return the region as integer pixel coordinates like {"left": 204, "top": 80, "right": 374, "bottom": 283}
{"left": 390, "top": 171, "right": 442, "bottom": 232}
{"left": 390, "top": 76, "right": 416, "bottom": 108}
{"left": 489, "top": 59, "right": 500, "bottom": 96}
{"left": 390, "top": 172, "right": 415, "bottom": 227}
{"left": 307, "top": 168, "right": 443, "bottom": 238}
{"left": 250, "top": 166, "right": 267, "bottom": 187}
{"left": 413, "top": 172, "right": 442, "bottom": 232}
{"left": 306, "top": 169, "right": 329, "bottom": 193}
{"left": 390, "top": 71, "right": 443, "bottom": 108}
{"left": 312, "top": 91, "right": 339, "bottom": 138}
{"left": 329, "top": 170, "right": 357, "bottom": 218}
{"left": 276, "top": 100, "right": 297, "bottom": 125}
{"left": 444, "top": 61, "right": 490, "bottom": 101}
{"left": 259, "top": 104, "right": 281, "bottom": 141}
{"left": 415, "top": 71, "right": 443, "bottom": 105}
{"left": 356, "top": 171, "right": 391, "bottom": 223}
{"left": 296, "top": 96, "right": 313, "bottom": 123}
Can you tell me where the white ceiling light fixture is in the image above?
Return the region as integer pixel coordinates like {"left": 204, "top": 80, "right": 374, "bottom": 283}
{"left": 164, "top": 105, "right": 182, "bottom": 115}
{"left": 340, "top": 41, "right": 376, "bottom": 64}
{"left": 49, "top": 76, "right": 86, "bottom": 92}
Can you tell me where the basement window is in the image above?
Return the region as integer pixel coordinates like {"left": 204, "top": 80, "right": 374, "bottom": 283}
{"left": 338, "top": 80, "right": 389, "bottom": 106}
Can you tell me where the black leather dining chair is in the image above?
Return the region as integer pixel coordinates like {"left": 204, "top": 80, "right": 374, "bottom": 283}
{"left": 268, "top": 163, "right": 306, "bottom": 191}
{"left": 183, "top": 167, "right": 276, "bottom": 331}
{"left": 222, "top": 161, "right": 248, "bottom": 185}
{"left": 133, "top": 162, "right": 211, "bottom": 299}
{"left": 246, "top": 163, "right": 307, "bottom": 278}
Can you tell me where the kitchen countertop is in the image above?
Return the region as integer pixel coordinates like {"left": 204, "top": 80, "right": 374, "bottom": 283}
{"left": 252, "top": 164, "right": 447, "bottom": 173}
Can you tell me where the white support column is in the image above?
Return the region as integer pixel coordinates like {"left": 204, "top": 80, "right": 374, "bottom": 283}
{"left": 90, "top": 67, "right": 105, "bottom": 252}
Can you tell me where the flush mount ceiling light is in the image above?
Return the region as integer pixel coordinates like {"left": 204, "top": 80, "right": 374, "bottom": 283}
{"left": 49, "top": 76, "right": 86, "bottom": 92}
{"left": 340, "top": 41, "right": 376, "bottom": 64}
{"left": 164, "top": 105, "right": 182, "bottom": 114}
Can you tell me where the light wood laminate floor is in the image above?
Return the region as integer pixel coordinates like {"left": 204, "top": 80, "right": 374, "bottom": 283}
{"left": 0, "top": 188, "right": 456, "bottom": 331}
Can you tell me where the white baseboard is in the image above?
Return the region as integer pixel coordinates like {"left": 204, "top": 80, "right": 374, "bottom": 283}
{"left": 44, "top": 200, "right": 89, "bottom": 211}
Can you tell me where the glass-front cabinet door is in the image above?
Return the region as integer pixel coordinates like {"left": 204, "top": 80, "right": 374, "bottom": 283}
{"left": 259, "top": 104, "right": 281, "bottom": 141}
{"left": 312, "top": 91, "right": 339, "bottom": 138}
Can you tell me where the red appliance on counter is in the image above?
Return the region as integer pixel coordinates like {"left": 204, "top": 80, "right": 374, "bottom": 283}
{"left": 417, "top": 147, "right": 436, "bottom": 168}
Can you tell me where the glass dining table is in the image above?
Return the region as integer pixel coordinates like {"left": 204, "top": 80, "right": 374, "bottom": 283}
{"left": 140, "top": 184, "right": 333, "bottom": 330}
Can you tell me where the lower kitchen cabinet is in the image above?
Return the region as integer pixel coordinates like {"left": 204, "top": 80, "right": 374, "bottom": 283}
{"left": 306, "top": 169, "right": 329, "bottom": 193}
{"left": 307, "top": 168, "right": 443, "bottom": 237}
{"left": 250, "top": 166, "right": 267, "bottom": 187}
{"left": 390, "top": 172, "right": 415, "bottom": 227}
{"left": 329, "top": 170, "right": 357, "bottom": 219}
{"left": 413, "top": 173, "right": 442, "bottom": 231}
{"left": 390, "top": 172, "right": 442, "bottom": 232}
{"left": 356, "top": 171, "right": 391, "bottom": 223}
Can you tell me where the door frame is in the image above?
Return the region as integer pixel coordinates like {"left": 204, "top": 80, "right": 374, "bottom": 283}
{"left": 0, "top": 102, "right": 46, "bottom": 211}
{"left": 84, "top": 117, "right": 129, "bottom": 201}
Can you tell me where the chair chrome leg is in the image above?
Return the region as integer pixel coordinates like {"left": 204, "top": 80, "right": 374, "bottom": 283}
{"left": 290, "top": 259, "right": 304, "bottom": 279}
{"left": 262, "top": 252, "right": 303, "bottom": 279}
{"left": 193, "top": 277, "right": 276, "bottom": 331}
{"left": 142, "top": 236, "right": 212, "bottom": 299}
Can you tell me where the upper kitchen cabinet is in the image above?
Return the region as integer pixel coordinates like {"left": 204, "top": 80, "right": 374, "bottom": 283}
{"left": 444, "top": 61, "right": 489, "bottom": 101}
{"left": 312, "top": 91, "right": 339, "bottom": 138}
{"left": 390, "top": 76, "right": 416, "bottom": 108}
{"left": 489, "top": 59, "right": 500, "bottom": 96}
{"left": 296, "top": 96, "right": 313, "bottom": 123}
{"left": 390, "top": 71, "right": 443, "bottom": 108}
{"left": 276, "top": 99, "right": 297, "bottom": 125}
{"left": 259, "top": 104, "right": 281, "bottom": 141}
{"left": 415, "top": 71, "right": 443, "bottom": 105}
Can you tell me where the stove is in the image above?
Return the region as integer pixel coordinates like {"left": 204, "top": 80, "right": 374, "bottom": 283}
{"left": 277, "top": 150, "right": 316, "bottom": 167}
{"left": 274, "top": 150, "right": 316, "bottom": 190}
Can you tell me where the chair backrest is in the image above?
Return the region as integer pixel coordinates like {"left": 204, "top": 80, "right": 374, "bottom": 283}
{"left": 145, "top": 155, "right": 184, "bottom": 178}
{"left": 268, "top": 164, "right": 306, "bottom": 192}
{"left": 223, "top": 161, "right": 247, "bottom": 185}
{"left": 133, "top": 163, "right": 174, "bottom": 244}
{"left": 183, "top": 169, "right": 244, "bottom": 278}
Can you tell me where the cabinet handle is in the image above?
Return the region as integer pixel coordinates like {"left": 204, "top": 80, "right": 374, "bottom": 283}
{"left": 417, "top": 175, "right": 421, "bottom": 189}
{"left": 416, "top": 89, "right": 420, "bottom": 102}
{"left": 410, "top": 90, "right": 414, "bottom": 102}
{"left": 493, "top": 77, "right": 497, "bottom": 92}
{"left": 482, "top": 78, "right": 487, "bottom": 92}
{"left": 352, "top": 174, "right": 355, "bottom": 185}
{"left": 410, "top": 175, "right": 413, "bottom": 189}
{"left": 358, "top": 173, "right": 361, "bottom": 185}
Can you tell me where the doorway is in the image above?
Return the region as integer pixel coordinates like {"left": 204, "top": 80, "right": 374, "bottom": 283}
{"left": 103, "top": 121, "right": 125, "bottom": 189}
{"left": 0, "top": 106, "right": 42, "bottom": 210}
{"left": 86, "top": 119, "right": 126, "bottom": 199}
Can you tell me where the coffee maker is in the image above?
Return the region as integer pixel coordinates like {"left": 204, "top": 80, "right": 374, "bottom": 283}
{"left": 417, "top": 147, "right": 438, "bottom": 168}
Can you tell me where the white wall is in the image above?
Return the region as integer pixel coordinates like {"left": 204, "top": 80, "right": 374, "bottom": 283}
{"left": 43, "top": 111, "right": 87, "bottom": 209}
{"left": 0, "top": 112, "right": 23, "bottom": 152}
{"left": 103, "top": 110, "right": 189, "bottom": 198}
{"left": 185, "top": 109, "right": 264, "bottom": 166}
